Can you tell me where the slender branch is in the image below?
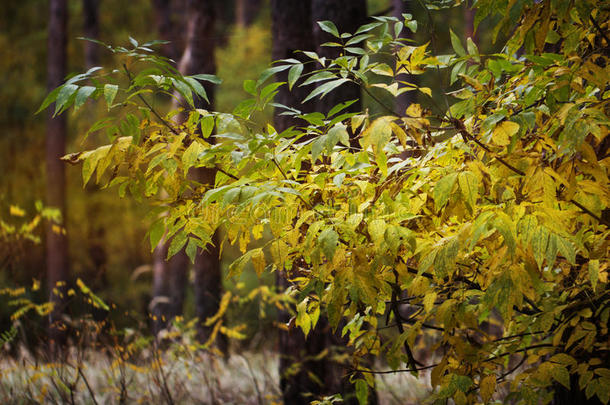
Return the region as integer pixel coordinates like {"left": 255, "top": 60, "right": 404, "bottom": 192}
{"left": 483, "top": 343, "right": 553, "bottom": 363}
{"left": 497, "top": 354, "right": 527, "bottom": 382}
{"left": 451, "top": 117, "right": 526, "bottom": 176}
{"left": 351, "top": 363, "right": 438, "bottom": 374}
{"left": 361, "top": 84, "right": 400, "bottom": 116}
{"left": 216, "top": 167, "right": 239, "bottom": 180}
{"left": 569, "top": 199, "right": 608, "bottom": 226}
{"left": 123, "top": 64, "right": 180, "bottom": 136}
{"left": 78, "top": 368, "right": 100, "bottom": 405}
{"left": 492, "top": 331, "right": 546, "bottom": 343}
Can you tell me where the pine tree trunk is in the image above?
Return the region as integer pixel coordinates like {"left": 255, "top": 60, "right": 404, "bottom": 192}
{"left": 46, "top": 0, "right": 69, "bottom": 350}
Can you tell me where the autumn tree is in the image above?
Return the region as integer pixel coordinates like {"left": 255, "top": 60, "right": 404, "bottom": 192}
{"left": 45, "top": 0, "right": 610, "bottom": 403}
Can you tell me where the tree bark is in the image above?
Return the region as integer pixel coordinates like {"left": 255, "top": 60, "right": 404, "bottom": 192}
{"left": 82, "top": 0, "right": 99, "bottom": 68}
{"left": 152, "top": 0, "right": 184, "bottom": 61}
{"left": 46, "top": 0, "right": 69, "bottom": 349}
{"left": 271, "top": 0, "right": 316, "bottom": 132}
{"left": 271, "top": 1, "right": 375, "bottom": 403}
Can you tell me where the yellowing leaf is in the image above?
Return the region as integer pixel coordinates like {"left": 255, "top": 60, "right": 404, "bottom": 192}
{"left": 458, "top": 171, "right": 479, "bottom": 212}
{"left": 423, "top": 291, "right": 437, "bottom": 313}
{"left": 492, "top": 121, "right": 519, "bottom": 146}
{"left": 589, "top": 259, "right": 599, "bottom": 290}
{"left": 9, "top": 205, "right": 25, "bottom": 217}
{"left": 434, "top": 172, "right": 458, "bottom": 210}
{"left": 296, "top": 299, "right": 311, "bottom": 337}
{"left": 318, "top": 228, "right": 339, "bottom": 260}
{"left": 251, "top": 248, "right": 266, "bottom": 276}
{"left": 480, "top": 375, "right": 496, "bottom": 403}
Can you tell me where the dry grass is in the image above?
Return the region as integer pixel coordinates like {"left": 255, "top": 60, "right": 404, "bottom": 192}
{"left": 0, "top": 343, "right": 433, "bottom": 404}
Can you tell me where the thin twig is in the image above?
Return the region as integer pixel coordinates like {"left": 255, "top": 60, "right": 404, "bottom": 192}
{"left": 351, "top": 363, "right": 438, "bottom": 374}
{"left": 78, "top": 368, "right": 100, "bottom": 405}
{"left": 122, "top": 64, "right": 180, "bottom": 136}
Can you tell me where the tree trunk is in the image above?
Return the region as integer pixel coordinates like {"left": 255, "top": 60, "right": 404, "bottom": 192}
{"left": 392, "top": 0, "right": 416, "bottom": 116}
{"left": 82, "top": 0, "right": 99, "bottom": 68}
{"left": 235, "top": 0, "right": 261, "bottom": 27}
{"left": 271, "top": 1, "right": 375, "bottom": 403}
{"left": 152, "top": 0, "right": 184, "bottom": 61}
{"left": 271, "top": 0, "right": 316, "bottom": 132}
{"left": 46, "top": 0, "right": 69, "bottom": 350}
{"left": 179, "top": 0, "right": 226, "bottom": 349}
{"left": 150, "top": 0, "right": 225, "bottom": 350}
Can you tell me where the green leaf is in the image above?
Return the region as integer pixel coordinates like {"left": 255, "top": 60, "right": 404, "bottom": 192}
{"left": 200, "top": 115, "right": 215, "bottom": 138}
{"left": 450, "top": 29, "right": 466, "bottom": 57}
{"left": 302, "top": 78, "right": 350, "bottom": 103}
{"left": 55, "top": 84, "right": 79, "bottom": 115}
{"left": 37, "top": 85, "right": 62, "bottom": 114}
{"left": 318, "top": 228, "right": 339, "bottom": 260}
{"left": 185, "top": 238, "right": 198, "bottom": 264}
{"left": 466, "top": 37, "right": 479, "bottom": 61}
{"left": 355, "top": 379, "right": 369, "bottom": 405}
{"left": 171, "top": 78, "right": 194, "bottom": 106}
{"left": 167, "top": 232, "right": 188, "bottom": 259}
{"left": 434, "top": 172, "right": 458, "bottom": 210}
{"left": 184, "top": 77, "right": 209, "bottom": 103}
{"left": 73, "top": 86, "right": 97, "bottom": 111}
{"left": 103, "top": 84, "right": 118, "bottom": 109}
{"left": 149, "top": 218, "right": 165, "bottom": 251}
{"left": 243, "top": 79, "right": 257, "bottom": 95}
{"left": 317, "top": 20, "right": 340, "bottom": 38}
{"left": 287, "top": 63, "right": 303, "bottom": 90}
{"left": 551, "top": 365, "right": 571, "bottom": 390}
{"left": 190, "top": 74, "right": 222, "bottom": 84}
{"left": 182, "top": 141, "right": 203, "bottom": 170}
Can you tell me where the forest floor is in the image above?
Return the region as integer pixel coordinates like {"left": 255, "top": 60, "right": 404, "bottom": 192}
{"left": 0, "top": 346, "right": 433, "bottom": 404}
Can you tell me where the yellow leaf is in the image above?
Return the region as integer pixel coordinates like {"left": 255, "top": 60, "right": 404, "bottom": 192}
{"left": 423, "top": 291, "right": 437, "bottom": 313}
{"left": 589, "top": 259, "right": 599, "bottom": 290}
{"left": 251, "top": 248, "right": 266, "bottom": 276}
{"left": 9, "top": 205, "right": 25, "bottom": 217}
{"left": 406, "top": 103, "right": 423, "bottom": 118}
{"left": 480, "top": 375, "right": 496, "bottom": 403}
{"left": 492, "top": 121, "right": 519, "bottom": 146}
